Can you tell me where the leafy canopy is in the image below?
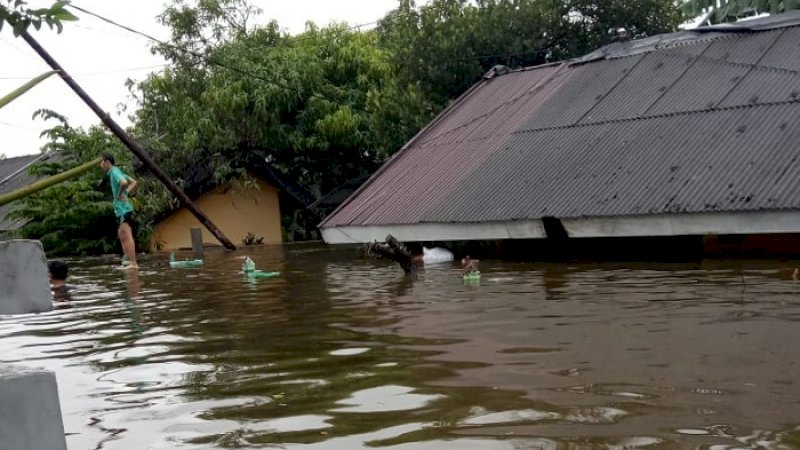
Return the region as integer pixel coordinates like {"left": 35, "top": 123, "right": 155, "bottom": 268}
{"left": 0, "top": 0, "right": 78, "bottom": 35}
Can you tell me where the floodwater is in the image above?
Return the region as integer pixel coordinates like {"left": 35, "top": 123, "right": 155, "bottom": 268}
{"left": 2, "top": 244, "right": 800, "bottom": 450}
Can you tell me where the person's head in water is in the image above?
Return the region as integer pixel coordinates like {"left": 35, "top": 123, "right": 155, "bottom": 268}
{"left": 462, "top": 255, "right": 480, "bottom": 274}
{"left": 100, "top": 152, "right": 115, "bottom": 172}
{"left": 48, "top": 260, "right": 69, "bottom": 288}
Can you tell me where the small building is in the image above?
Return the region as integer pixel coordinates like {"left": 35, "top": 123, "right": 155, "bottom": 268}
{"left": 150, "top": 176, "right": 283, "bottom": 251}
{"left": 0, "top": 153, "right": 50, "bottom": 239}
{"left": 150, "top": 156, "right": 317, "bottom": 251}
{"left": 320, "top": 12, "right": 800, "bottom": 252}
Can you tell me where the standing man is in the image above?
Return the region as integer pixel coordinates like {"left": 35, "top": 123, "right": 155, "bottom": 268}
{"left": 100, "top": 152, "right": 138, "bottom": 269}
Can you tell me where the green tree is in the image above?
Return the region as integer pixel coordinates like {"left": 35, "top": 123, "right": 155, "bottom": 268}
{"left": 379, "top": 0, "right": 582, "bottom": 104}
{"left": 130, "top": 0, "right": 432, "bottom": 204}
{"left": 378, "top": 0, "right": 683, "bottom": 108}
{"left": 0, "top": 0, "right": 77, "bottom": 35}
{"left": 681, "top": 0, "right": 800, "bottom": 24}
{"left": 566, "top": 0, "right": 684, "bottom": 52}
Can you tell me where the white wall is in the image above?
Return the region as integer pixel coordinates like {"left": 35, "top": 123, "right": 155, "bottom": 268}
{"left": 321, "top": 211, "right": 800, "bottom": 244}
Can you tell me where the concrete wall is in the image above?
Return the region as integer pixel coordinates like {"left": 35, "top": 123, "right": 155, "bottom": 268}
{"left": 0, "top": 239, "right": 52, "bottom": 315}
{"left": 151, "top": 177, "right": 283, "bottom": 251}
{"left": 0, "top": 240, "right": 65, "bottom": 449}
{"left": 0, "top": 365, "right": 67, "bottom": 450}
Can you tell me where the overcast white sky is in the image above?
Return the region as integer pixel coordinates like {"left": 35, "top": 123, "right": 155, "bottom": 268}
{"left": 0, "top": 0, "right": 418, "bottom": 158}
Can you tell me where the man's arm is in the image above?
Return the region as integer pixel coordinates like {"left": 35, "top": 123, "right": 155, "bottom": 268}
{"left": 115, "top": 172, "right": 137, "bottom": 200}
{"left": 124, "top": 177, "right": 137, "bottom": 195}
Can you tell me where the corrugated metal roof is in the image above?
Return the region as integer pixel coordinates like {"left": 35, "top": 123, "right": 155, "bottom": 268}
{"left": 322, "top": 12, "right": 800, "bottom": 230}
{"left": 646, "top": 54, "right": 751, "bottom": 114}
{"left": 0, "top": 154, "right": 47, "bottom": 231}
{"left": 759, "top": 26, "right": 800, "bottom": 71}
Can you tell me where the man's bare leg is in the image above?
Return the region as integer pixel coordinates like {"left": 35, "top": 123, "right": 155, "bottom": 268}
{"left": 118, "top": 223, "right": 139, "bottom": 269}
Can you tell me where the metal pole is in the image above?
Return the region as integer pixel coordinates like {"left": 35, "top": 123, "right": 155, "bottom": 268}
{"left": 19, "top": 31, "right": 237, "bottom": 250}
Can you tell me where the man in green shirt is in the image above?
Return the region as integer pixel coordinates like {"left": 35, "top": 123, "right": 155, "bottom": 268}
{"left": 101, "top": 152, "right": 138, "bottom": 269}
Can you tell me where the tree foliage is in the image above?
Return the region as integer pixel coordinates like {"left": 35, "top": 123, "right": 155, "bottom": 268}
{"left": 378, "top": 0, "right": 683, "bottom": 106}
{"left": 0, "top": 0, "right": 77, "bottom": 35}
{"left": 131, "top": 1, "right": 434, "bottom": 202}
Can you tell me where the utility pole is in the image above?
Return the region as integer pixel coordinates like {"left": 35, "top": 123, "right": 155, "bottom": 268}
{"left": 20, "top": 30, "right": 237, "bottom": 250}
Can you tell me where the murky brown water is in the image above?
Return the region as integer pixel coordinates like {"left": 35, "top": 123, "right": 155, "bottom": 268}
{"left": 2, "top": 244, "right": 800, "bottom": 449}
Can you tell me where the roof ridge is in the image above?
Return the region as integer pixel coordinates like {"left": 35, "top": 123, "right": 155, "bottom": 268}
{"left": 563, "top": 16, "right": 800, "bottom": 67}
{"left": 658, "top": 42, "right": 799, "bottom": 77}
{"left": 512, "top": 98, "right": 800, "bottom": 136}
{"left": 415, "top": 64, "right": 571, "bottom": 147}
{"left": 0, "top": 154, "right": 41, "bottom": 161}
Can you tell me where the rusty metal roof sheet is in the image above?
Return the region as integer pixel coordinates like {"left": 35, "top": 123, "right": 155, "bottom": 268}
{"left": 322, "top": 12, "right": 800, "bottom": 229}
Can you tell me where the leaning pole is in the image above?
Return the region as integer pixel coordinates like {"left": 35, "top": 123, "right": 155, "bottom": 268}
{"left": 19, "top": 30, "right": 237, "bottom": 250}
{"left": 0, "top": 158, "right": 99, "bottom": 207}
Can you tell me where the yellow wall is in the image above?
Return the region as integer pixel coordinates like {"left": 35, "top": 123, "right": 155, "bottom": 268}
{"left": 151, "top": 178, "right": 282, "bottom": 251}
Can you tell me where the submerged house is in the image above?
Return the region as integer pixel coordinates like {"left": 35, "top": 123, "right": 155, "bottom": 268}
{"left": 150, "top": 155, "right": 317, "bottom": 251}
{"left": 0, "top": 153, "right": 51, "bottom": 238}
{"left": 320, "top": 12, "right": 800, "bottom": 254}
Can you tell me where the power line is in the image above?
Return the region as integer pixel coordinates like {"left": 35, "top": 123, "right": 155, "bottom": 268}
{"left": 61, "top": 1, "right": 573, "bottom": 113}
{"left": 0, "top": 34, "right": 41, "bottom": 64}
{"left": 64, "top": 2, "right": 460, "bottom": 102}
{"left": 70, "top": 21, "right": 152, "bottom": 41}
{"left": 66, "top": 3, "right": 340, "bottom": 103}
{"left": 278, "top": 0, "right": 440, "bottom": 43}
{"left": 65, "top": 4, "right": 552, "bottom": 80}
{"left": 0, "top": 120, "right": 42, "bottom": 132}
{"left": 67, "top": 4, "right": 167, "bottom": 48}
{"left": 65, "top": 0, "right": 454, "bottom": 65}
{"left": 0, "top": 64, "right": 168, "bottom": 80}
{"left": 76, "top": 64, "right": 169, "bottom": 77}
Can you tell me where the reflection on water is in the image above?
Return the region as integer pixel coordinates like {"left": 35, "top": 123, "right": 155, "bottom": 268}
{"left": 1, "top": 245, "right": 800, "bottom": 449}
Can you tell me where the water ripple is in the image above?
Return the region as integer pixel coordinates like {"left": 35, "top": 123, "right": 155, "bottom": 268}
{"left": 1, "top": 249, "right": 799, "bottom": 449}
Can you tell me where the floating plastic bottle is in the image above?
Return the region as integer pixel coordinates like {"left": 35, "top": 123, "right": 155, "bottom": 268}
{"left": 242, "top": 256, "right": 279, "bottom": 278}
{"left": 169, "top": 252, "right": 204, "bottom": 268}
{"left": 242, "top": 256, "right": 256, "bottom": 273}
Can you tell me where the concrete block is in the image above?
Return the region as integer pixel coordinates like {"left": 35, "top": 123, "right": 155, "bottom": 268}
{"left": 0, "top": 365, "right": 67, "bottom": 450}
{"left": 0, "top": 239, "right": 52, "bottom": 315}
{"left": 191, "top": 227, "right": 204, "bottom": 257}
